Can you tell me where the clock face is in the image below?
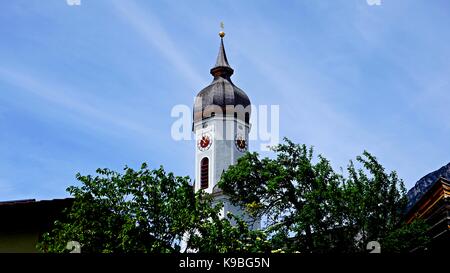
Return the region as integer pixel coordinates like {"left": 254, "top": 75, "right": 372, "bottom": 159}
{"left": 197, "top": 133, "right": 212, "bottom": 151}
{"left": 235, "top": 134, "right": 247, "bottom": 152}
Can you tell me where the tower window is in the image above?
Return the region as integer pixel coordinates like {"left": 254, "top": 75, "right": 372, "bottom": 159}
{"left": 200, "top": 157, "right": 209, "bottom": 189}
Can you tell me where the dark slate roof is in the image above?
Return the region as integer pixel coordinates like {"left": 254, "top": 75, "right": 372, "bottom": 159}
{"left": 193, "top": 37, "right": 250, "bottom": 124}
{"left": 406, "top": 162, "right": 450, "bottom": 211}
{"left": 213, "top": 38, "right": 232, "bottom": 69}
{"left": 0, "top": 198, "right": 74, "bottom": 232}
{"left": 0, "top": 198, "right": 73, "bottom": 207}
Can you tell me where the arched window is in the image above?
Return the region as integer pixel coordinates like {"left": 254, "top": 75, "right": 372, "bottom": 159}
{"left": 200, "top": 157, "right": 209, "bottom": 189}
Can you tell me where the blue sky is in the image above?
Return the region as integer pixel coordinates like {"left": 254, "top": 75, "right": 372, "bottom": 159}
{"left": 1, "top": 0, "right": 449, "bottom": 200}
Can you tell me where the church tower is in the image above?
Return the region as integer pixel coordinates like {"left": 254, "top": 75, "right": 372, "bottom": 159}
{"left": 193, "top": 31, "right": 257, "bottom": 227}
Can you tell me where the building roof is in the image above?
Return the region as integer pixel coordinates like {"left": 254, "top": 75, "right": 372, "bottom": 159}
{"left": 212, "top": 38, "right": 233, "bottom": 72}
{"left": 0, "top": 198, "right": 74, "bottom": 232}
{"left": 193, "top": 35, "right": 251, "bottom": 125}
{"left": 406, "top": 177, "right": 450, "bottom": 220}
{"left": 0, "top": 198, "right": 73, "bottom": 208}
{"left": 404, "top": 177, "right": 450, "bottom": 251}
{"left": 407, "top": 162, "right": 450, "bottom": 211}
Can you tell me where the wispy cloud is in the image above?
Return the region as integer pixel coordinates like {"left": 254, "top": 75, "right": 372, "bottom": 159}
{"left": 241, "top": 48, "right": 377, "bottom": 160}
{"left": 230, "top": 26, "right": 371, "bottom": 151}
{"left": 1, "top": 0, "right": 449, "bottom": 198}
{"left": 0, "top": 66, "right": 157, "bottom": 139}
{"left": 111, "top": 0, "right": 206, "bottom": 89}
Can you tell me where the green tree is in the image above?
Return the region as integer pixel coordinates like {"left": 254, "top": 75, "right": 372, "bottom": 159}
{"left": 381, "top": 220, "right": 430, "bottom": 253}
{"left": 39, "top": 139, "right": 429, "bottom": 253}
{"left": 219, "top": 138, "right": 429, "bottom": 253}
{"left": 343, "top": 151, "right": 420, "bottom": 252}
{"left": 38, "top": 164, "right": 268, "bottom": 253}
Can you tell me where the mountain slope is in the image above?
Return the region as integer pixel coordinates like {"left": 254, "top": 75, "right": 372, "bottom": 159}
{"left": 406, "top": 162, "right": 450, "bottom": 210}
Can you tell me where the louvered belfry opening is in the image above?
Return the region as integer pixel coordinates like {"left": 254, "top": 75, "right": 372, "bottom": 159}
{"left": 200, "top": 157, "right": 209, "bottom": 189}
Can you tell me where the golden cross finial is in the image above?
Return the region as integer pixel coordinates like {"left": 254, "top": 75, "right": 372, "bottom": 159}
{"left": 219, "top": 22, "right": 225, "bottom": 38}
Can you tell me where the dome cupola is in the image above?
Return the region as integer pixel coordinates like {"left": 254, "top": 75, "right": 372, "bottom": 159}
{"left": 193, "top": 32, "right": 251, "bottom": 125}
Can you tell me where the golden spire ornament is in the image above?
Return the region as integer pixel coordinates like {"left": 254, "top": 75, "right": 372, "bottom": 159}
{"left": 219, "top": 22, "right": 225, "bottom": 38}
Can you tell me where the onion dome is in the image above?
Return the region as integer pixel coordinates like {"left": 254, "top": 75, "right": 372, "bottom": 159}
{"left": 193, "top": 32, "right": 251, "bottom": 125}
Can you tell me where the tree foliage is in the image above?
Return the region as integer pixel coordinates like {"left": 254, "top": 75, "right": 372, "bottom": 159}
{"left": 38, "top": 164, "right": 268, "bottom": 253}
{"left": 218, "top": 138, "right": 429, "bottom": 253}
{"left": 39, "top": 138, "right": 429, "bottom": 253}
